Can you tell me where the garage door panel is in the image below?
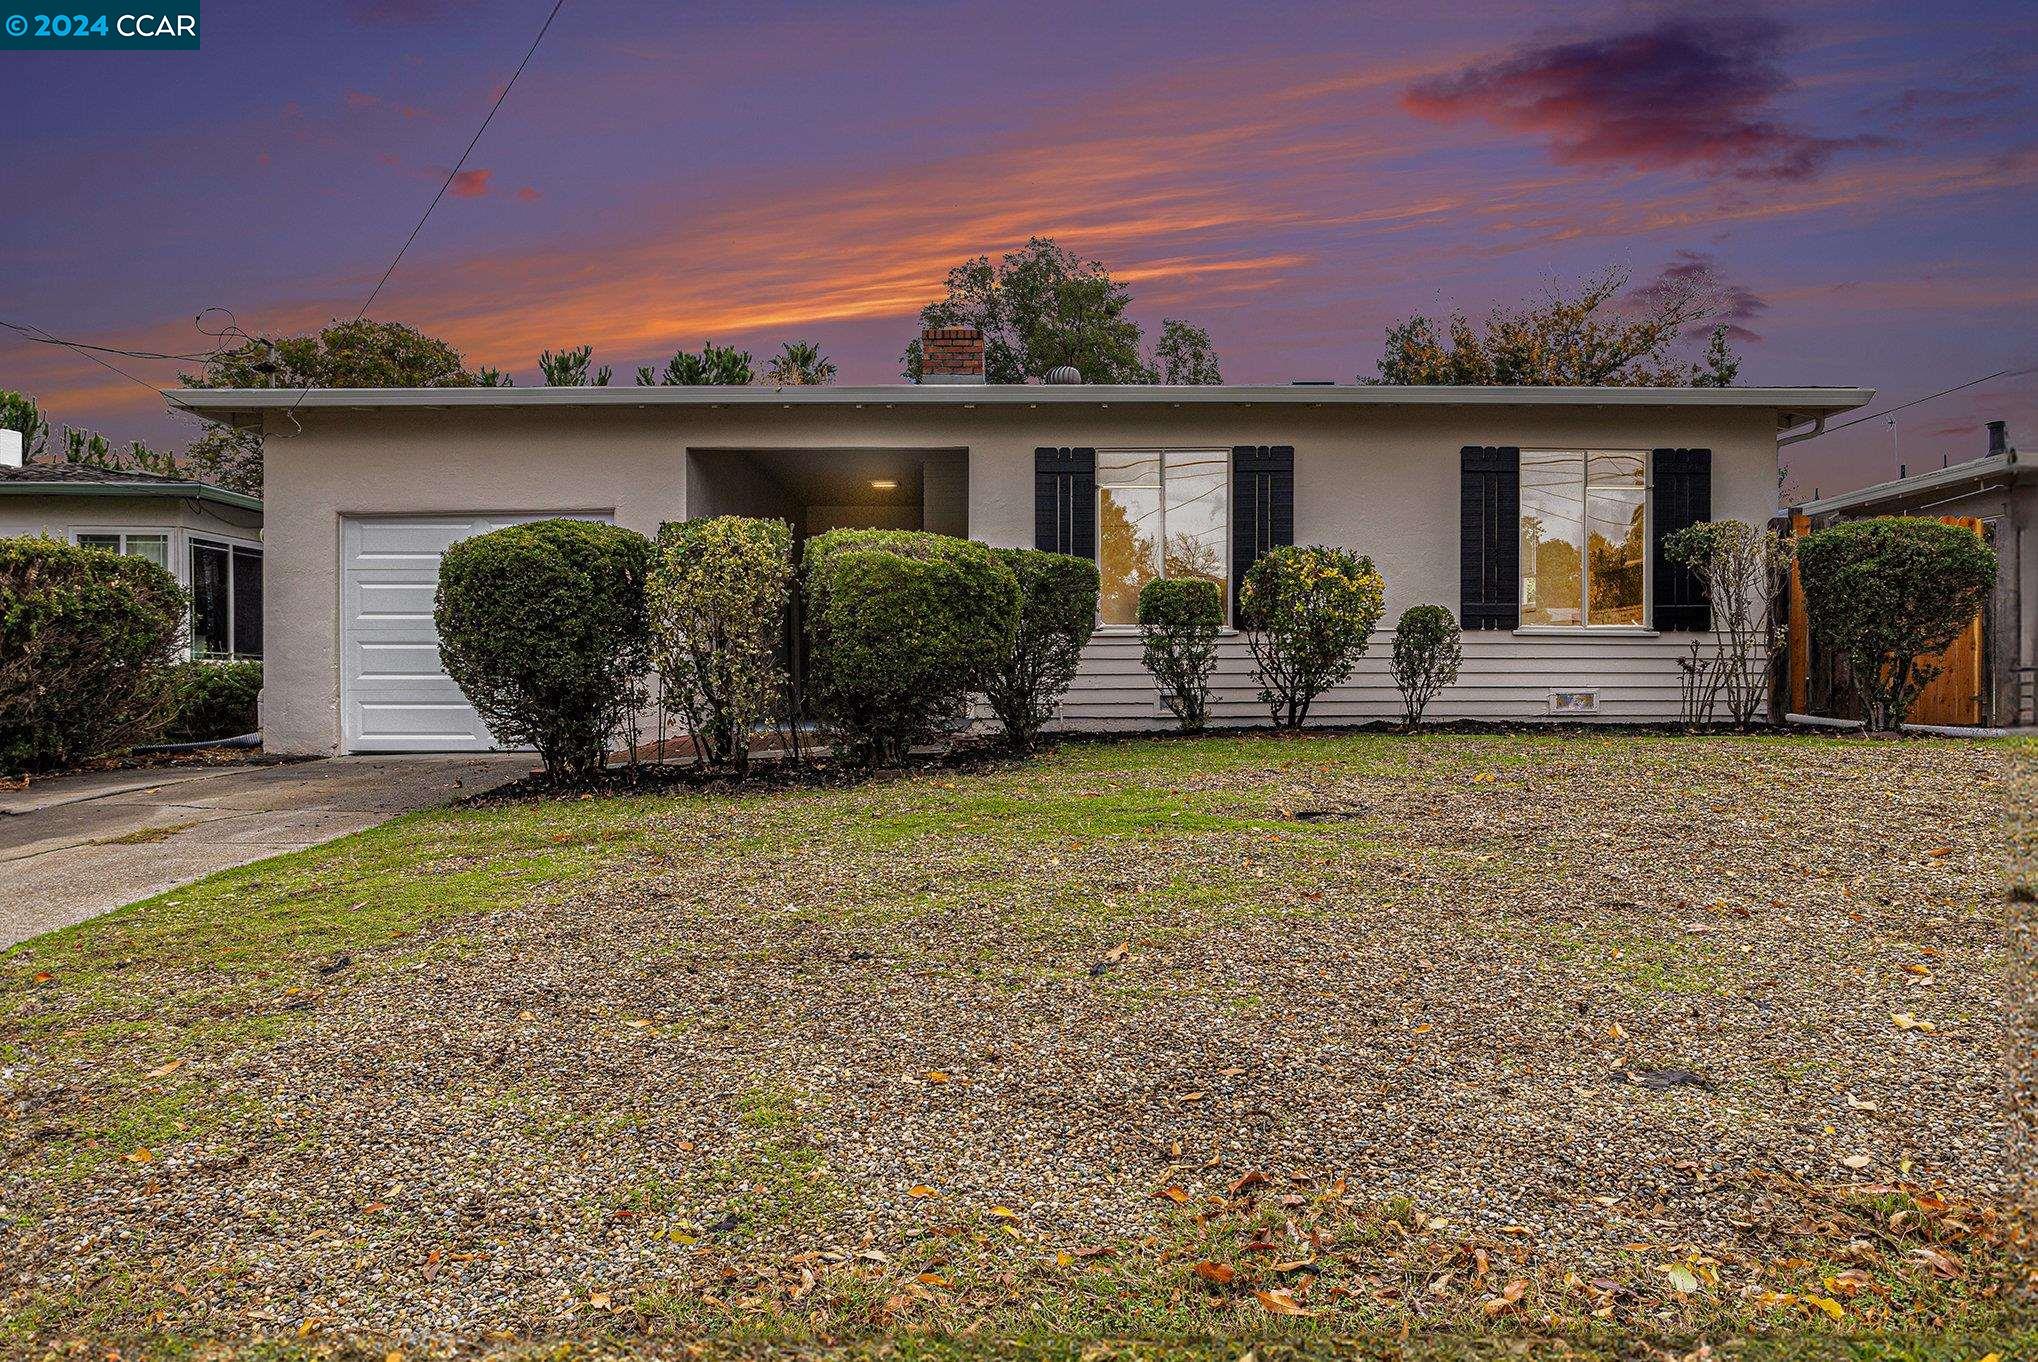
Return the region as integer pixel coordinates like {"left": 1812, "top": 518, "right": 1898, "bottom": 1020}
{"left": 340, "top": 513, "right": 611, "bottom": 753}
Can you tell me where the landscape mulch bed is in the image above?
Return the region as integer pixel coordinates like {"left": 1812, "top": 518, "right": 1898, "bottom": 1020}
{"left": 2, "top": 731, "right": 2029, "bottom": 1356}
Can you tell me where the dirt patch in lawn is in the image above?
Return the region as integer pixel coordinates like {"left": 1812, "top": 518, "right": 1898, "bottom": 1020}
{"left": 1, "top": 732, "right": 2029, "bottom": 1356}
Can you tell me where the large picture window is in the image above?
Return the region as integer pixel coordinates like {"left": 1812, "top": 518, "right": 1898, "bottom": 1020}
{"left": 1096, "top": 449, "right": 1229, "bottom": 626}
{"left": 188, "top": 536, "right": 264, "bottom": 659}
{"left": 1519, "top": 450, "right": 1647, "bottom": 628}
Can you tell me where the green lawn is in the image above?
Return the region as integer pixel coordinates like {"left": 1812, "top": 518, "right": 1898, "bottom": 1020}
{"left": 2, "top": 731, "right": 2030, "bottom": 1359}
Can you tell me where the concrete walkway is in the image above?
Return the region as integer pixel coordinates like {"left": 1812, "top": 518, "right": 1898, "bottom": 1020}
{"left": 0, "top": 755, "right": 527, "bottom": 948}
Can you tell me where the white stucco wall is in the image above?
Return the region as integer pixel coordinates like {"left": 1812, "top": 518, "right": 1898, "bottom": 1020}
{"left": 255, "top": 399, "right": 1784, "bottom": 754}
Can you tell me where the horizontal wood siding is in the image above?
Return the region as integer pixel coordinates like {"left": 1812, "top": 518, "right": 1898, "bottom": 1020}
{"left": 1044, "top": 633, "right": 1761, "bottom": 728}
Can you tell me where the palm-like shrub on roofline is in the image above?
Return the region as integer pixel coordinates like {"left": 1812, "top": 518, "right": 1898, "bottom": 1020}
{"left": 648, "top": 516, "right": 794, "bottom": 773}
{"left": 1238, "top": 545, "right": 1385, "bottom": 728}
{"left": 434, "top": 519, "right": 650, "bottom": 783}
{"left": 1137, "top": 577, "right": 1222, "bottom": 733}
{"left": 1795, "top": 517, "right": 1995, "bottom": 733}
{"left": 981, "top": 548, "right": 1099, "bottom": 750}
{"left": 802, "top": 529, "right": 1019, "bottom": 765}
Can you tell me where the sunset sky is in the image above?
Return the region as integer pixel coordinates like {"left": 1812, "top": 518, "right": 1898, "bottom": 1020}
{"left": 3, "top": 0, "right": 2033, "bottom": 497}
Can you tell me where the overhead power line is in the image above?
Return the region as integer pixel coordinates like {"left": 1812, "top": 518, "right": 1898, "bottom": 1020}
{"left": 0, "top": 317, "right": 169, "bottom": 398}
{"left": 1816, "top": 365, "right": 2038, "bottom": 437}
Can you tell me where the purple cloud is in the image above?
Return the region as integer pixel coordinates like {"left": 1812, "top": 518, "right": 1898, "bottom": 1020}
{"left": 1404, "top": 13, "right": 1888, "bottom": 181}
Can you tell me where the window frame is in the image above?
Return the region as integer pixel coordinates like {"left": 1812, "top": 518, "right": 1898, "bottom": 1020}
{"left": 72, "top": 526, "right": 174, "bottom": 572}
{"left": 68, "top": 525, "right": 264, "bottom": 660}
{"left": 1514, "top": 448, "right": 1656, "bottom": 635}
{"left": 187, "top": 531, "right": 264, "bottom": 661}
{"left": 1093, "top": 447, "right": 1233, "bottom": 631}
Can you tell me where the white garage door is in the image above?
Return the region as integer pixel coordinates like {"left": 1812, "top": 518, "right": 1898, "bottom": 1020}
{"left": 340, "top": 513, "right": 612, "bottom": 753}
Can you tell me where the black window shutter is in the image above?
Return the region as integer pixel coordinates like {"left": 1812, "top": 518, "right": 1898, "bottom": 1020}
{"left": 1460, "top": 446, "right": 1520, "bottom": 630}
{"left": 1034, "top": 447, "right": 1096, "bottom": 557}
{"left": 1231, "top": 445, "right": 1294, "bottom": 623}
{"left": 1651, "top": 448, "right": 1711, "bottom": 631}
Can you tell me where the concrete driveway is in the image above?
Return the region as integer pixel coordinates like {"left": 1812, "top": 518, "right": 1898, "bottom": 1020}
{"left": 0, "top": 755, "right": 528, "bottom": 948}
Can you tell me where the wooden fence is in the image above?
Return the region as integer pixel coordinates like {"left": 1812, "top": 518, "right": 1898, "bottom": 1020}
{"left": 1782, "top": 514, "right": 1986, "bottom": 727}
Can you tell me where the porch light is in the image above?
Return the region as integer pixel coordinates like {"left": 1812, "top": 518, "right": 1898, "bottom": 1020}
{"left": 870, "top": 479, "right": 898, "bottom": 491}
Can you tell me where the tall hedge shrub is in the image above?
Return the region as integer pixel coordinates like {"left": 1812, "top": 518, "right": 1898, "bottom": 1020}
{"left": 434, "top": 519, "right": 650, "bottom": 782}
{"left": 0, "top": 536, "right": 187, "bottom": 773}
{"left": 1390, "top": 605, "right": 1461, "bottom": 727}
{"left": 649, "top": 516, "right": 793, "bottom": 772}
{"left": 1796, "top": 516, "right": 1996, "bottom": 732}
{"left": 1137, "top": 577, "right": 1222, "bottom": 733}
{"left": 1237, "top": 545, "right": 1385, "bottom": 728}
{"left": 802, "top": 529, "right": 1018, "bottom": 764}
{"left": 982, "top": 548, "right": 1099, "bottom": 750}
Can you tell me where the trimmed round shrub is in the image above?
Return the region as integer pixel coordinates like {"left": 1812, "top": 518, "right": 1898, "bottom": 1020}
{"left": 1237, "top": 545, "right": 1386, "bottom": 728}
{"left": 802, "top": 529, "right": 1019, "bottom": 765}
{"left": 1796, "top": 516, "right": 1996, "bottom": 732}
{"left": 1136, "top": 577, "right": 1222, "bottom": 733}
{"left": 434, "top": 519, "right": 651, "bottom": 782}
{"left": 0, "top": 536, "right": 187, "bottom": 773}
{"left": 1390, "top": 605, "right": 1461, "bottom": 728}
{"left": 649, "top": 516, "right": 794, "bottom": 771}
{"left": 165, "top": 659, "right": 262, "bottom": 742}
{"left": 982, "top": 548, "right": 1099, "bottom": 750}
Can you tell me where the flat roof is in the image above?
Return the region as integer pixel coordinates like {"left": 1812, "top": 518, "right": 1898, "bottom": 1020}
{"left": 1797, "top": 449, "right": 2021, "bottom": 516}
{"left": 170, "top": 383, "right": 1873, "bottom": 430}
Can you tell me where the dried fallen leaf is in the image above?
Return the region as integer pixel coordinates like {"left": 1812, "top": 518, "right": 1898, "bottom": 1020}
{"left": 908, "top": 1185, "right": 938, "bottom": 1198}
{"left": 124, "top": 1148, "right": 153, "bottom": 1164}
{"left": 1841, "top": 1154, "right": 1873, "bottom": 1170}
{"left": 1662, "top": 1264, "right": 1700, "bottom": 1295}
{"left": 923, "top": 1070, "right": 950, "bottom": 1083}
{"left": 1193, "top": 1260, "right": 1235, "bottom": 1286}
{"left": 1155, "top": 1186, "right": 1190, "bottom": 1203}
{"left": 1804, "top": 1294, "right": 1846, "bottom": 1320}
{"left": 1254, "top": 1288, "right": 1316, "bottom": 1316}
{"left": 145, "top": 1057, "right": 186, "bottom": 1078}
{"left": 1228, "top": 1170, "right": 1270, "bottom": 1194}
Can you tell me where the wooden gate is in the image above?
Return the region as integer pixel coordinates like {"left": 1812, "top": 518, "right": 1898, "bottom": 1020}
{"left": 1783, "top": 514, "right": 1985, "bottom": 727}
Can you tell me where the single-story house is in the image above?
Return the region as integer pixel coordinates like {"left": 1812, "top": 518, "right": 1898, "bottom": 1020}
{"left": 0, "top": 458, "right": 265, "bottom": 661}
{"left": 169, "top": 328, "right": 1871, "bottom": 756}
{"left": 1792, "top": 419, "right": 2030, "bottom": 726}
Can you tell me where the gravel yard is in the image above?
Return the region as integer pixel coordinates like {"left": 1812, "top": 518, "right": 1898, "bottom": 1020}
{"left": 2, "top": 731, "right": 2029, "bottom": 1358}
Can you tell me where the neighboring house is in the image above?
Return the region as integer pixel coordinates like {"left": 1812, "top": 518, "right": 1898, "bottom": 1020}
{"left": 0, "top": 459, "right": 265, "bottom": 661}
{"left": 1793, "top": 420, "right": 2030, "bottom": 726}
{"left": 170, "top": 327, "right": 1870, "bottom": 756}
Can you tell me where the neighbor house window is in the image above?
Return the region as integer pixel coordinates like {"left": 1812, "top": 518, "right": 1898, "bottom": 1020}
{"left": 76, "top": 531, "right": 170, "bottom": 572}
{"left": 188, "top": 537, "right": 263, "bottom": 659}
{"left": 1519, "top": 450, "right": 1647, "bottom": 628}
{"left": 1097, "top": 449, "right": 1229, "bottom": 626}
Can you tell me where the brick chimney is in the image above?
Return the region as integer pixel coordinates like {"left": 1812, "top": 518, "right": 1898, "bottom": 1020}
{"left": 921, "top": 326, "right": 985, "bottom": 384}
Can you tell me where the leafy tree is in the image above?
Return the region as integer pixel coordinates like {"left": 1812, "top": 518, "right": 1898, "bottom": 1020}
{"left": 1663, "top": 520, "right": 1791, "bottom": 728}
{"left": 1369, "top": 267, "right": 1739, "bottom": 386}
{"left": 1796, "top": 517, "right": 1996, "bottom": 732}
{"left": 637, "top": 342, "right": 754, "bottom": 386}
{"left": 1154, "top": 319, "right": 1222, "bottom": 384}
{"left": 538, "top": 345, "right": 611, "bottom": 386}
{"left": 1, "top": 390, "right": 51, "bottom": 459}
{"left": 766, "top": 340, "right": 836, "bottom": 386}
{"left": 179, "top": 317, "right": 483, "bottom": 495}
{"left": 57, "top": 426, "right": 180, "bottom": 478}
{"left": 185, "top": 318, "right": 477, "bottom": 390}
{"left": 904, "top": 237, "right": 1163, "bottom": 383}
{"left": 475, "top": 366, "right": 515, "bottom": 387}
{"left": 1237, "top": 545, "right": 1386, "bottom": 728}
{"left": 183, "top": 425, "right": 264, "bottom": 495}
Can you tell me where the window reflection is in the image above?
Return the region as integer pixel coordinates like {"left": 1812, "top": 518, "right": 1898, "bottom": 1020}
{"left": 1520, "top": 451, "right": 1648, "bottom": 627}
{"left": 1097, "top": 450, "right": 1229, "bottom": 626}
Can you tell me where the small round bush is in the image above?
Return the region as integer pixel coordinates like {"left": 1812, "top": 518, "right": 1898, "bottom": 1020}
{"left": 165, "top": 659, "right": 263, "bottom": 742}
{"left": 1136, "top": 577, "right": 1222, "bottom": 732}
{"left": 649, "top": 516, "right": 794, "bottom": 771}
{"left": 0, "top": 536, "right": 187, "bottom": 773}
{"left": 1796, "top": 517, "right": 1996, "bottom": 731}
{"left": 1390, "top": 605, "right": 1461, "bottom": 727}
{"left": 802, "top": 529, "right": 1019, "bottom": 765}
{"left": 1237, "top": 545, "right": 1385, "bottom": 728}
{"left": 434, "top": 519, "right": 650, "bottom": 782}
{"left": 982, "top": 548, "right": 1099, "bottom": 750}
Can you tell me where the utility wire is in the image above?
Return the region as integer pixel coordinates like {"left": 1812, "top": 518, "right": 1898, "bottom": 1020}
{"left": 0, "top": 317, "right": 169, "bottom": 398}
{"left": 350, "top": 0, "right": 566, "bottom": 325}
{"left": 0, "top": 320, "right": 212, "bottom": 363}
{"left": 1816, "top": 365, "right": 2038, "bottom": 437}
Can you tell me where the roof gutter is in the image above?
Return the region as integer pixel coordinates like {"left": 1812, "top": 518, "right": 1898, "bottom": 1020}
{"left": 1777, "top": 414, "right": 1826, "bottom": 447}
{"left": 0, "top": 481, "right": 262, "bottom": 512}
